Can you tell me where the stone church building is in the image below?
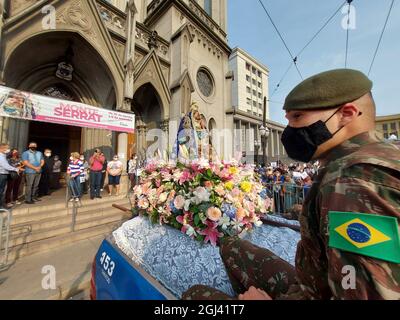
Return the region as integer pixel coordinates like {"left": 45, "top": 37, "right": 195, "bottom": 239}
{"left": 0, "top": 0, "right": 233, "bottom": 165}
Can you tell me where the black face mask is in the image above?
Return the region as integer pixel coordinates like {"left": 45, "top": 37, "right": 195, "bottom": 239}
{"left": 281, "top": 108, "right": 358, "bottom": 163}
{"left": 30, "top": 147, "right": 37, "bottom": 151}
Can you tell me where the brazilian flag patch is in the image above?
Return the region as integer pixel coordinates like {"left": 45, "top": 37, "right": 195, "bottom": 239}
{"left": 328, "top": 211, "right": 400, "bottom": 263}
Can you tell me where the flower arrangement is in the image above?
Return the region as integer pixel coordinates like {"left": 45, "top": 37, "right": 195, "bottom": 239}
{"left": 131, "top": 159, "right": 272, "bottom": 246}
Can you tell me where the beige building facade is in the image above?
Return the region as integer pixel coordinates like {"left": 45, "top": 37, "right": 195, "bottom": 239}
{"left": 228, "top": 47, "right": 287, "bottom": 164}
{"left": 375, "top": 113, "right": 400, "bottom": 140}
{"left": 0, "top": 0, "right": 234, "bottom": 167}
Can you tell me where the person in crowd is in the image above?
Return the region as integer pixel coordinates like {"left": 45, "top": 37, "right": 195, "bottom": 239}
{"left": 38, "top": 148, "right": 53, "bottom": 197}
{"left": 6, "top": 148, "right": 24, "bottom": 207}
{"left": 89, "top": 148, "right": 105, "bottom": 199}
{"left": 0, "top": 144, "right": 20, "bottom": 209}
{"left": 100, "top": 152, "right": 108, "bottom": 192}
{"left": 282, "top": 174, "right": 296, "bottom": 214}
{"left": 272, "top": 169, "right": 285, "bottom": 214}
{"left": 107, "top": 155, "right": 123, "bottom": 196}
{"left": 80, "top": 154, "right": 89, "bottom": 194}
{"left": 67, "top": 152, "right": 84, "bottom": 202}
{"left": 50, "top": 155, "right": 62, "bottom": 190}
{"left": 127, "top": 154, "right": 137, "bottom": 190}
{"left": 21, "top": 142, "right": 44, "bottom": 204}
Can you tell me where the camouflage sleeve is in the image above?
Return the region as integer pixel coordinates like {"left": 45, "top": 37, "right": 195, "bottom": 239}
{"left": 319, "top": 163, "right": 400, "bottom": 299}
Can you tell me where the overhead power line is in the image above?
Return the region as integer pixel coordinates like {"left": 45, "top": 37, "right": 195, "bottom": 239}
{"left": 270, "top": 0, "right": 347, "bottom": 97}
{"left": 257, "top": 0, "right": 303, "bottom": 80}
{"left": 368, "top": 0, "right": 396, "bottom": 76}
{"left": 297, "top": 0, "right": 347, "bottom": 57}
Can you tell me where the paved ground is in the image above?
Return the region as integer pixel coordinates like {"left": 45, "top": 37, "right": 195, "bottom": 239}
{"left": 0, "top": 235, "right": 104, "bottom": 300}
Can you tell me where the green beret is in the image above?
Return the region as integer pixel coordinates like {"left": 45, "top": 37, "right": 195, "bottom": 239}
{"left": 283, "top": 69, "right": 373, "bottom": 111}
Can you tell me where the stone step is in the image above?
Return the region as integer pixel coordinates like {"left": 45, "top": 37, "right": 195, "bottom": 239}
{"left": 11, "top": 194, "right": 129, "bottom": 217}
{"left": 10, "top": 204, "right": 130, "bottom": 237}
{"left": 2, "top": 218, "right": 129, "bottom": 262}
{"left": 11, "top": 197, "right": 131, "bottom": 225}
{"left": 8, "top": 208, "right": 131, "bottom": 247}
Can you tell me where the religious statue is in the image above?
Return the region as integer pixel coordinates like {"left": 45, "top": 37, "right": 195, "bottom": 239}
{"left": 174, "top": 102, "right": 218, "bottom": 162}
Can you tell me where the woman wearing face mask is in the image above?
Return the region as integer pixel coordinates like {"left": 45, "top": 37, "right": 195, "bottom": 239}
{"left": 67, "top": 152, "right": 84, "bottom": 202}
{"left": 107, "top": 155, "right": 123, "bottom": 196}
{"left": 6, "top": 148, "right": 24, "bottom": 207}
{"left": 80, "top": 154, "right": 89, "bottom": 194}
{"left": 50, "top": 155, "right": 62, "bottom": 190}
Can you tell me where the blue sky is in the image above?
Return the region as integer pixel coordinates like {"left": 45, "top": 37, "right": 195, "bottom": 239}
{"left": 228, "top": 0, "right": 400, "bottom": 124}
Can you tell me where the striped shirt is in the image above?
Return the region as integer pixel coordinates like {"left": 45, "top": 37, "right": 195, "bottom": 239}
{"left": 67, "top": 160, "right": 84, "bottom": 176}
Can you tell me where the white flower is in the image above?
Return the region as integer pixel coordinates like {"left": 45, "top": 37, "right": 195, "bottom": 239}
{"left": 158, "top": 192, "right": 168, "bottom": 204}
{"left": 184, "top": 199, "right": 191, "bottom": 211}
{"left": 185, "top": 225, "right": 197, "bottom": 237}
{"left": 192, "top": 186, "right": 210, "bottom": 204}
{"left": 192, "top": 158, "right": 210, "bottom": 169}
{"left": 218, "top": 215, "right": 231, "bottom": 230}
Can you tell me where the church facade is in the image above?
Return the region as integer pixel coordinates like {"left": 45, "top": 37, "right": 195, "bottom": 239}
{"left": 0, "top": 0, "right": 233, "bottom": 165}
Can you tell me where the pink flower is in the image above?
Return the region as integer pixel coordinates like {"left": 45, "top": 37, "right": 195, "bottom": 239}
{"left": 142, "top": 182, "right": 152, "bottom": 194}
{"left": 214, "top": 185, "right": 225, "bottom": 196}
{"left": 231, "top": 188, "right": 240, "bottom": 197}
{"left": 236, "top": 207, "right": 247, "bottom": 221}
{"left": 218, "top": 168, "right": 232, "bottom": 181}
{"left": 167, "top": 190, "right": 176, "bottom": 202}
{"left": 199, "top": 220, "right": 223, "bottom": 246}
{"left": 206, "top": 207, "right": 222, "bottom": 222}
{"left": 137, "top": 198, "right": 149, "bottom": 209}
{"left": 174, "top": 195, "right": 185, "bottom": 210}
{"left": 156, "top": 185, "right": 165, "bottom": 196}
{"left": 204, "top": 181, "right": 213, "bottom": 189}
{"left": 243, "top": 200, "right": 255, "bottom": 213}
{"left": 179, "top": 170, "right": 192, "bottom": 185}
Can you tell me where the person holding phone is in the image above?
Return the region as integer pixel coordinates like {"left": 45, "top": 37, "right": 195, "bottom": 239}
{"left": 89, "top": 148, "right": 105, "bottom": 200}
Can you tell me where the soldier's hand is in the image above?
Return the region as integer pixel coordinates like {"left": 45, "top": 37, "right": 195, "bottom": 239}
{"left": 238, "top": 286, "right": 272, "bottom": 300}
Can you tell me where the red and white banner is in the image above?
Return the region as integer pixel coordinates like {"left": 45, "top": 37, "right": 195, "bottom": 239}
{"left": 0, "top": 86, "right": 135, "bottom": 133}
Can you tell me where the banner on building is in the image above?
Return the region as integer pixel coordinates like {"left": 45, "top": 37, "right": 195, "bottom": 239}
{"left": 0, "top": 86, "right": 135, "bottom": 133}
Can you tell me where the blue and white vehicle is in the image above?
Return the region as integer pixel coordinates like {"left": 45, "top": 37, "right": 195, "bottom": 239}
{"left": 90, "top": 215, "right": 300, "bottom": 300}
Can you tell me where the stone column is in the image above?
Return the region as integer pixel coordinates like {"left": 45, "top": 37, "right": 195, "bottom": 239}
{"left": 117, "top": 133, "right": 128, "bottom": 170}
{"left": 117, "top": 132, "right": 129, "bottom": 194}
{"left": 121, "top": 0, "right": 137, "bottom": 111}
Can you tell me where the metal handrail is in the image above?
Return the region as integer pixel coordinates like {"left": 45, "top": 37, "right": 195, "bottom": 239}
{"left": 0, "top": 209, "right": 12, "bottom": 269}
{"left": 263, "top": 182, "right": 309, "bottom": 215}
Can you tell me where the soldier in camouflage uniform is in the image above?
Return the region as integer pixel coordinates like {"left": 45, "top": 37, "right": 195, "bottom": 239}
{"left": 183, "top": 69, "right": 400, "bottom": 300}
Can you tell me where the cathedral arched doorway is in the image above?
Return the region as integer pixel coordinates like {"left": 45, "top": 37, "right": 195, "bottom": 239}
{"left": 3, "top": 31, "right": 118, "bottom": 161}
{"left": 131, "top": 83, "right": 164, "bottom": 160}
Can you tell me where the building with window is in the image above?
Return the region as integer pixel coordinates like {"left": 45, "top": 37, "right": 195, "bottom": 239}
{"left": 0, "top": 0, "right": 233, "bottom": 165}
{"left": 228, "top": 47, "right": 287, "bottom": 164}
{"left": 376, "top": 113, "right": 400, "bottom": 140}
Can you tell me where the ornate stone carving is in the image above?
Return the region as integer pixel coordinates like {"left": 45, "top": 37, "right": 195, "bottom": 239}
{"left": 96, "top": 2, "right": 126, "bottom": 37}
{"left": 147, "top": 0, "right": 163, "bottom": 15}
{"left": 188, "top": 0, "right": 215, "bottom": 32}
{"left": 188, "top": 24, "right": 222, "bottom": 59}
{"left": 136, "top": 28, "right": 169, "bottom": 59}
{"left": 147, "top": 30, "right": 159, "bottom": 50}
{"left": 10, "top": 0, "right": 37, "bottom": 16}
{"left": 57, "top": 0, "right": 96, "bottom": 39}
